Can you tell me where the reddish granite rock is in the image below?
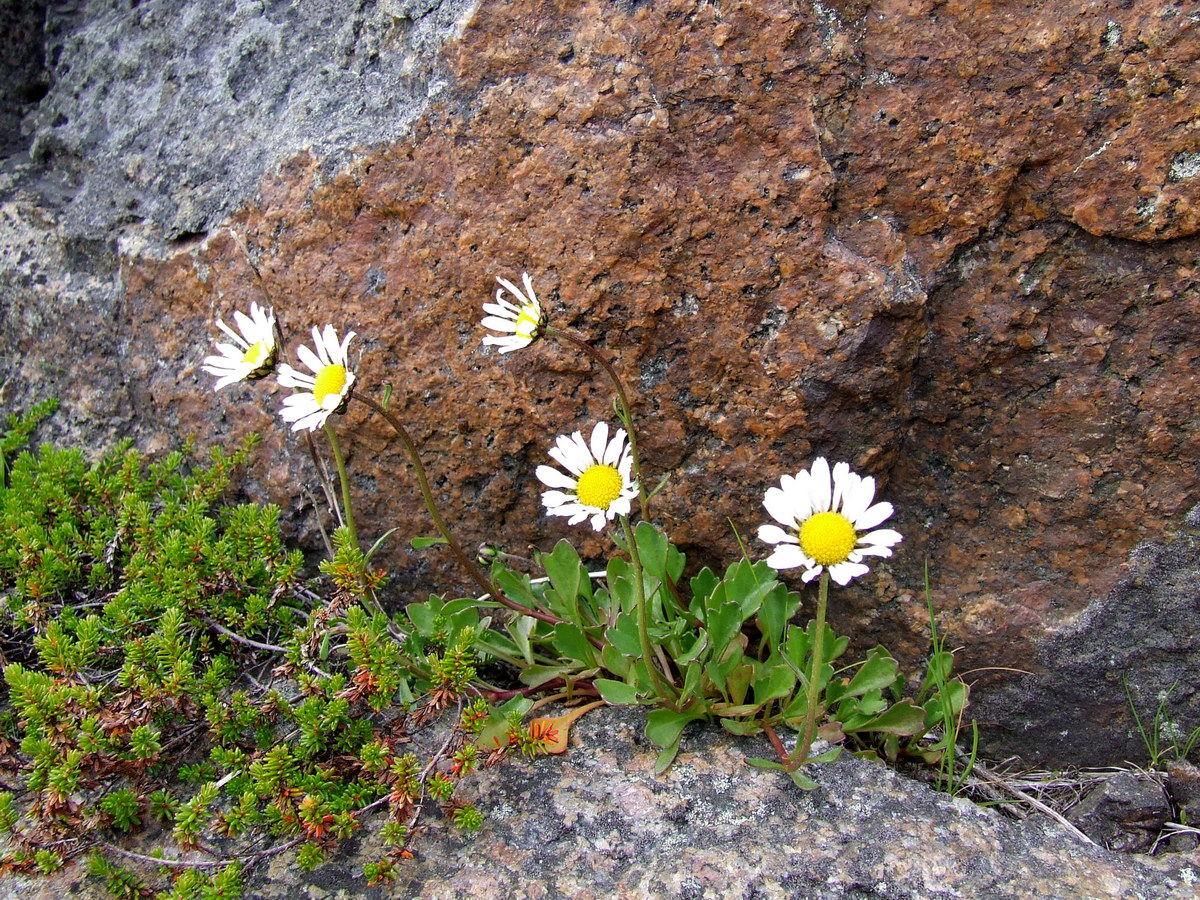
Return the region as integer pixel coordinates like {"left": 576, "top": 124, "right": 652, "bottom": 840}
{"left": 7, "top": 0, "right": 1200, "bottom": 763}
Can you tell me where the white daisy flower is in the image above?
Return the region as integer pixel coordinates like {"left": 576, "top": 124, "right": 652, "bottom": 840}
{"left": 536, "top": 422, "right": 639, "bottom": 531}
{"left": 200, "top": 302, "right": 277, "bottom": 390}
{"left": 757, "top": 457, "right": 902, "bottom": 585}
{"left": 275, "top": 324, "right": 357, "bottom": 432}
{"left": 481, "top": 272, "right": 546, "bottom": 353}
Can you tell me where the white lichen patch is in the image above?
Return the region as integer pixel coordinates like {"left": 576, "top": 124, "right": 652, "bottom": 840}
{"left": 1168, "top": 150, "right": 1200, "bottom": 183}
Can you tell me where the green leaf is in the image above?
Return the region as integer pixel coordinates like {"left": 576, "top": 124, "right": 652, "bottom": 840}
{"left": 844, "top": 647, "right": 900, "bottom": 698}
{"left": 790, "top": 769, "right": 820, "bottom": 790}
{"left": 604, "top": 612, "right": 642, "bottom": 658}
{"left": 542, "top": 540, "right": 589, "bottom": 621}
{"left": 600, "top": 644, "right": 631, "bottom": 678}
{"left": 595, "top": 679, "right": 639, "bottom": 705}
{"left": 552, "top": 623, "right": 596, "bottom": 666}
{"left": 672, "top": 631, "right": 709, "bottom": 667}
{"left": 752, "top": 661, "right": 797, "bottom": 705}
{"left": 705, "top": 597, "right": 743, "bottom": 656}
{"left": 405, "top": 599, "right": 440, "bottom": 636}
{"left": 518, "top": 665, "right": 573, "bottom": 688}
{"left": 757, "top": 581, "right": 801, "bottom": 653}
{"left": 745, "top": 757, "right": 787, "bottom": 771}
{"left": 855, "top": 700, "right": 927, "bottom": 736}
{"left": 606, "top": 556, "right": 635, "bottom": 616}
{"left": 410, "top": 535, "right": 447, "bottom": 550}
{"left": 688, "top": 567, "right": 721, "bottom": 618}
{"left": 808, "top": 745, "right": 842, "bottom": 764}
{"left": 506, "top": 615, "right": 537, "bottom": 665}
{"left": 720, "top": 719, "right": 764, "bottom": 736}
{"left": 679, "top": 658, "right": 704, "bottom": 704}
{"left": 645, "top": 708, "right": 705, "bottom": 751}
{"left": 633, "top": 522, "right": 685, "bottom": 584}
{"left": 493, "top": 565, "right": 540, "bottom": 609}
{"left": 710, "top": 702, "right": 760, "bottom": 717}
{"left": 655, "top": 743, "right": 682, "bottom": 775}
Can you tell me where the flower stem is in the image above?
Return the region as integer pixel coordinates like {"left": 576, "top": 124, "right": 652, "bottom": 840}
{"left": 323, "top": 423, "right": 357, "bottom": 547}
{"left": 788, "top": 570, "right": 830, "bottom": 771}
{"left": 351, "top": 391, "right": 563, "bottom": 627}
{"left": 549, "top": 327, "right": 650, "bottom": 522}
{"left": 621, "top": 515, "right": 677, "bottom": 705}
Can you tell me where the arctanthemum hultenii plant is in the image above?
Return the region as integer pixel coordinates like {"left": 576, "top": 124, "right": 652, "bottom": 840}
{"left": 536, "top": 422, "right": 639, "bottom": 532}
{"left": 481, "top": 272, "right": 546, "bottom": 354}
{"left": 758, "top": 457, "right": 902, "bottom": 776}
{"left": 200, "top": 301, "right": 277, "bottom": 389}
{"left": 277, "top": 324, "right": 357, "bottom": 433}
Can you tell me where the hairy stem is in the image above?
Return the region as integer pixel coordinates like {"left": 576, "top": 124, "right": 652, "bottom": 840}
{"left": 789, "top": 570, "right": 829, "bottom": 770}
{"left": 323, "top": 422, "right": 357, "bottom": 547}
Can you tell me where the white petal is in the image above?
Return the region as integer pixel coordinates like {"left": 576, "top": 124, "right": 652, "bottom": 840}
{"left": 482, "top": 334, "right": 524, "bottom": 352}
{"left": 210, "top": 370, "right": 248, "bottom": 390}
{"left": 841, "top": 474, "right": 875, "bottom": 524}
{"left": 231, "top": 308, "right": 257, "bottom": 339}
{"left": 495, "top": 277, "right": 527, "bottom": 304}
{"left": 336, "top": 330, "right": 356, "bottom": 365}
{"left": 536, "top": 466, "right": 577, "bottom": 490}
{"left": 809, "top": 458, "right": 832, "bottom": 513}
{"left": 210, "top": 342, "right": 244, "bottom": 362}
{"left": 800, "top": 565, "right": 823, "bottom": 583}
{"left": 604, "top": 428, "right": 628, "bottom": 466}
{"left": 853, "top": 501, "right": 894, "bottom": 531}
{"left": 857, "top": 528, "right": 902, "bottom": 552}
{"left": 618, "top": 454, "right": 634, "bottom": 482}
{"left": 763, "top": 485, "right": 803, "bottom": 529}
{"left": 520, "top": 272, "right": 538, "bottom": 303}
{"left": 201, "top": 353, "right": 238, "bottom": 372}
{"left": 481, "top": 315, "right": 519, "bottom": 333}
{"left": 828, "top": 561, "right": 870, "bottom": 585}
{"left": 297, "top": 344, "right": 325, "bottom": 375}
{"left": 757, "top": 524, "right": 796, "bottom": 546}
{"left": 484, "top": 298, "right": 519, "bottom": 318}
{"left": 589, "top": 422, "right": 609, "bottom": 462}
{"left": 276, "top": 364, "right": 315, "bottom": 389}
{"left": 589, "top": 511, "right": 608, "bottom": 531}
{"left": 215, "top": 318, "right": 248, "bottom": 348}
{"left": 830, "top": 462, "right": 852, "bottom": 512}
{"left": 608, "top": 495, "right": 632, "bottom": 518}
{"left": 765, "top": 544, "right": 809, "bottom": 571}
{"left": 541, "top": 491, "right": 578, "bottom": 511}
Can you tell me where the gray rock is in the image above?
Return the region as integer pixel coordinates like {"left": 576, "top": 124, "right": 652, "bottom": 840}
{"left": 1065, "top": 772, "right": 1172, "bottom": 854}
{"left": 21, "top": 0, "right": 478, "bottom": 243}
{"left": 1, "top": 707, "right": 1192, "bottom": 899}
{"left": 976, "top": 513, "right": 1200, "bottom": 769}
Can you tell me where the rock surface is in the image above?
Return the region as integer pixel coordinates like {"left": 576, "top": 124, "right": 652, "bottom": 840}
{"left": 2, "top": 0, "right": 1199, "bottom": 767}
{"left": 2, "top": 707, "right": 1194, "bottom": 900}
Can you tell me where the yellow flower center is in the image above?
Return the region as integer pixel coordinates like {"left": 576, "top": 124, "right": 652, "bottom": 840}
{"left": 313, "top": 364, "right": 348, "bottom": 407}
{"left": 799, "top": 511, "right": 858, "bottom": 567}
{"left": 241, "top": 340, "right": 272, "bottom": 369}
{"left": 575, "top": 464, "right": 624, "bottom": 510}
{"left": 514, "top": 306, "right": 542, "bottom": 339}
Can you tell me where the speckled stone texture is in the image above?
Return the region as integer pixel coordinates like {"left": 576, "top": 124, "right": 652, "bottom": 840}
{"left": 2, "top": 0, "right": 1199, "bottom": 766}
{"left": 2, "top": 708, "right": 1194, "bottom": 899}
